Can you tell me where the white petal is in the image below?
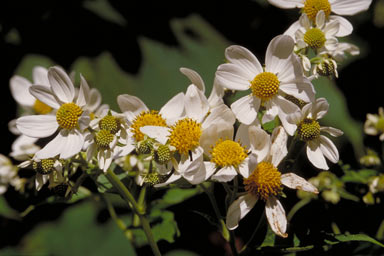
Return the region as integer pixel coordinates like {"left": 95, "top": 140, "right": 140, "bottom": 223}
{"left": 231, "top": 96, "right": 259, "bottom": 125}
{"left": 155, "top": 172, "right": 182, "bottom": 187}
{"left": 179, "top": 147, "right": 204, "bottom": 177}
{"left": 224, "top": 45, "right": 263, "bottom": 77}
{"left": 279, "top": 77, "right": 316, "bottom": 103}
{"left": 140, "top": 126, "right": 170, "bottom": 145}
{"left": 76, "top": 74, "right": 90, "bottom": 107}
{"left": 319, "top": 135, "right": 339, "bottom": 163}
{"left": 262, "top": 102, "right": 279, "bottom": 124}
{"left": 159, "top": 92, "right": 185, "bottom": 123}
{"left": 35, "top": 173, "right": 48, "bottom": 191}
{"left": 117, "top": 94, "right": 148, "bottom": 115}
{"left": 274, "top": 96, "right": 299, "bottom": 136}
{"left": 9, "top": 75, "right": 35, "bottom": 106}
{"left": 284, "top": 20, "right": 301, "bottom": 38}
{"left": 185, "top": 161, "right": 213, "bottom": 185}
{"left": 32, "top": 66, "right": 49, "bottom": 85}
{"left": 29, "top": 85, "right": 60, "bottom": 109}
{"left": 34, "top": 133, "right": 65, "bottom": 159}
{"left": 324, "top": 20, "right": 340, "bottom": 37}
{"left": 248, "top": 125, "right": 270, "bottom": 162}
{"left": 202, "top": 103, "right": 236, "bottom": 130}
{"left": 281, "top": 173, "right": 319, "bottom": 193}
{"left": 87, "top": 88, "right": 102, "bottom": 112}
{"left": 270, "top": 126, "right": 288, "bottom": 166}
{"left": 267, "top": 0, "right": 304, "bottom": 8}
{"left": 265, "top": 197, "right": 288, "bottom": 238}
{"left": 16, "top": 115, "right": 58, "bottom": 138}
{"left": 238, "top": 160, "right": 250, "bottom": 178}
{"left": 312, "top": 98, "right": 329, "bottom": 119}
{"left": 215, "top": 63, "right": 254, "bottom": 91}
{"left": 226, "top": 194, "right": 258, "bottom": 230}
{"left": 200, "top": 121, "right": 233, "bottom": 156}
{"left": 320, "top": 126, "right": 343, "bottom": 137}
{"left": 208, "top": 79, "right": 225, "bottom": 108}
{"left": 180, "top": 67, "right": 205, "bottom": 92}
{"left": 211, "top": 166, "right": 238, "bottom": 182}
{"left": 60, "top": 130, "right": 84, "bottom": 159}
{"left": 265, "top": 35, "right": 295, "bottom": 74}
{"left": 48, "top": 66, "right": 75, "bottom": 103}
{"left": 331, "top": 0, "right": 372, "bottom": 16}
{"left": 184, "top": 84, "right": 209, "bottom": 122}
{"left": 316, "top": 11, "right": 326, "bottom": 29}
{"left": 306, "top": 140, "right": 329, "bottom": 170}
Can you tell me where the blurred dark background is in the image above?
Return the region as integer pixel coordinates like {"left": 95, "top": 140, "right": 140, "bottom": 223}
{"left": 1, "top": 0, "right": 384, "bottom": 255}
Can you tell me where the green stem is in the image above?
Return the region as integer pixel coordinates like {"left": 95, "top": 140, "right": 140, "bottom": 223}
{"left": 105, "top": 168, "right": 161, "bottom": 256}
{"left": 102, "top": 194, "right": 133, "bottom": 241}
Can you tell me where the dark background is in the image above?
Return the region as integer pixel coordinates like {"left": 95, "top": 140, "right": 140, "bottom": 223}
{"left": 1, "top": 0, "right": 384, "bottom": 255}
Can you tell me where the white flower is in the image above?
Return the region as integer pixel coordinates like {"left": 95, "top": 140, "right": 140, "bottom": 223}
{"left": 364, "top": 107, "right": 384, "bottom": 141}
{"left": 16, "top": 66, "right": 91, "bottom": 159}
{"left": 289, "top": 98, "right": 343, "bottom": 170}
{"left": 329, "top": 42, "right": 360, "bottom": 62}
{"left": 268, "top": 0, "right": 372, "bottom": 36}
{"left": 9, "top": 66, "right": 52, "bottom": 116}
{"left": 215, "top": 35, "right": 315, "bottom": 135}
{"left": 9, "top": 135, "right": 41, "bottom": 161}
{"left": 0, "top": 154, "right": 20, "bottom": 194}
{"left": 202, "top": 121, "right": 251, "bottom": 182}
{"left": 140, "top": 69, "right": 236, "bottom": 186}
{"left": 289, "top": 11, "right": 340, "bottom": 53}
{"left": 225, "top": 126, "right": 318, "bottom": 237}
{"left": 85, "top": 110, "right": 133, "bottom": 172}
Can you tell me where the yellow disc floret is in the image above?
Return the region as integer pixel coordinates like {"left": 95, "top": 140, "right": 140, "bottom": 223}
{"left": 95, "top": 129, "right": 114, "bottom": 149}
{"left": 210, "top": 139, "right": 248, "bottom": 168}
{"left": 250, "top": 72, "right": 280, "bottom": 101}
{"left": 33, "top": 99, "right": 52, "bottom": 115}
{"left": 56, "top": 102, "right": 83, "bottom": 130}
{"left": 297, "top": 118, "right": 321, "bottom": 142}
{"left": 304, "top": 28, "right": 326, "bottom": 49}
{"left": 169, "top": 118, "right": 202, "bottom": 155}
{"left": 303, "top": 0, "right": 331, "bottom": 22}
{"left": 130, "top": 110, "right": 167, "bottom": 142}
{"left": 33, "top": 158, "right": 55, "bottom": 175}
{"left": 99, "top": 114, "right": 121, "bottom": 134}
{"left": 244, "top": 161, "right": 282, "bottom": 201}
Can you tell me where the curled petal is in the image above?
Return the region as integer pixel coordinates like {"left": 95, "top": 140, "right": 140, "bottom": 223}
{"left": 226, "top": 194, "right": 258, "bottom": 230}
{"left": 281, "top": 173, "right": 319, "bottom": 193}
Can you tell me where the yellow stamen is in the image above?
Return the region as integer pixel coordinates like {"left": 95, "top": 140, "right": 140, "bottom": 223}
{"left": 210, "top": 139, "right": 248, "bottom": 168}
{"left": 304, "top": 28, "right": 326, "bottom": 49}
{"left": 56, "top": 103, "right": 82, "bottom": 130}
{"left": 297, "top": 118, "right": 321, "bottom": 142}
{"left": 250, "top": 72, "right": 280, "bottom": 101}
{"left": 303, "top": 0, "right": 331, "bottom": 22}
{"left": 130, "top": 110, "right": 167, "bottom": 142}
{"left": 244, "top": 161, "right": 282, "bottom": 201}
{"left": 169, "top": 118, "right": 202, "bottom": 155}
{"left": 33, "top": 99, "right": 52, "bottom": 115}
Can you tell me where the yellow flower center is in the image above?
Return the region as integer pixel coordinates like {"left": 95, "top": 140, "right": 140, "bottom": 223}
{"left": 303, "top": 0, "right": 331, "bottom": 22}
{"left": 244, "top": 161, "right": 282, "bottom": 201}
{"left": 250, "top": 72, "right": 280, "bottom": 101}
{"left": 153, "top": 144, "right": 173, "bottom": 164}
{"left": 169, "top": 118, "right": 202, "bottom": 155}
{"left": 95, "top": 129, "right": 114, "bottom": 149}
{"left": 304, "top": 28, "right": 326, "bottom": 49}
{"left": 210, "top": 139, "right": 248, "bottom": 168}
{"left": 284, "top": 95, "right": 307, "bottom": 109}
{"left": 33, "top": 99, "right": 52, "bottom": 115}
{"left": 56, "top": 103, "right": 83, "bottom": 130}
{"left": 130, "top": 110, "right": 167, "bottom": 142}
{"left": 297, "top": 118, "right": 321, "bottom": 142}
{"left": 33, "top": 158, "right": 55, "bottom": 175}
{"left": 99, "top": 115, "right": 121, "bottom": 134}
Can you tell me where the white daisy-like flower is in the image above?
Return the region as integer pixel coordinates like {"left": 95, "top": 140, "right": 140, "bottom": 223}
{"left": 85, "top": 110, "right": 133, "bottom": 172}
{"left": 364, "top": 107, "right": 384, "bottom": 141}
{"left": 0, "top": 154, "right": 20, "bottom": 194}
{"left": 16, "top": 66, "right": 91, "bottom": 159}
{"left": 140, "top": 69, "right": 236, "bottom": 186}
{"left": 9, "top": 135, "right": 41, "bottom": 161}
{"left": 288, "top": 11, "right": 340, "bottom": 53}
{"left": 215, "top": 34, "right": 315, "bottom": 135}
{"left": 328, "top": 41, "right": 360, "bottom": 62}
{"left": 268, "top": 0, "right": 372, "bottom": 36}
{"left": 226, "top": 126, "right": 318, "bottom": 237}
{"left": 289, "top": 97, "right": 343, "bottom": 170}
{"left": 10, "top": 66, "right": 52, "bottom": 117}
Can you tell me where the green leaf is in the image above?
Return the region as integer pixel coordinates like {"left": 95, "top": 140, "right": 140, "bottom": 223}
{"left": 325, "top": 233, "right": 384, "bottom": 248}
{"left": 341, "top": 169, "right": 378, "bottom": 183}
{"left": 83, "top": 0, "right": 126, "bottom": 26}
{"left": 151, "top": 186, "right": 202, "bottom": 210}
{"left": 71, "top": 14, "right": 230, "bottom": 111}
{"left": 0, "top": 196, "right": 20, "bottom": 220}
{"left": 16, "top": 201, "right": 136, "bottom": 256}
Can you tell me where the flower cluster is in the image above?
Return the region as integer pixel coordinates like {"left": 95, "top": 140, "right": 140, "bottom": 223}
{"left": 1, "top": 0, "right": 371, "bottom": 249}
